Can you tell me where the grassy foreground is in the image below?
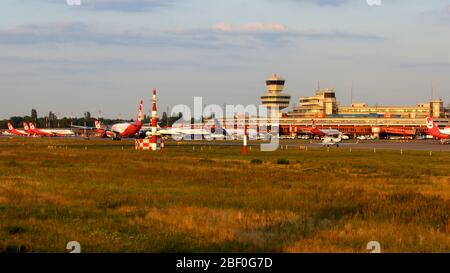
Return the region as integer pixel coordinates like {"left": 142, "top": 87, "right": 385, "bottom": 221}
{"left": 0, "top": 138, "right": 449, "bottom": 253}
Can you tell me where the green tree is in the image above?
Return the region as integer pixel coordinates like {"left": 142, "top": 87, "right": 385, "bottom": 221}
{"left": 160, "top": 112, "right": 168, "bottom": 127}
{"left": 31, "top": 109, "right": 38, "bottom": 124}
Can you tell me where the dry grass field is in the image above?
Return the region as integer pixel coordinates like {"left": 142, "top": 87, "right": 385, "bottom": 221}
{"left": 0, "top": 137, "right": 449, "bottom": 253}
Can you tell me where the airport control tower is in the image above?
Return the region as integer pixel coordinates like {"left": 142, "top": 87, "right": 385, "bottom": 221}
{"left": 260, "top": 74, "right": 291, "bottom": 111}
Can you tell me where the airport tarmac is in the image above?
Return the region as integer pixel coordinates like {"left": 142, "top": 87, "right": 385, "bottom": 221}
{"left": 297, "top": 140, "right": 450, "bottom": 152}
{"left": 171, "top": 139, "right": 450, "bottom": 152}
{"left": 1, "top": 134, "right": 450, "bottom": 152}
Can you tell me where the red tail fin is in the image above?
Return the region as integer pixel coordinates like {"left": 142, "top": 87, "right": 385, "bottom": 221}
{"left": 7, "top": 123, "right": 14, "bottom": 131}
{"left": 426, "top": 117, "right": 441, "bottom": 136}
{"left": 23, "top": 122, "right": 30, "bottom": 131}
{"left": 95, "top": 120, "right": 101, "bottom": 129}
{"left": 29, "top": 123, "right": 36, "bottom": 130}
{"left": 137, "top": 100, "right": 143, "bottom": 124}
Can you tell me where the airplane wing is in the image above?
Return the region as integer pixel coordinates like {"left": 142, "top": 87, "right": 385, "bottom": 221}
{"left": 141, "top": 128, "right": 178, "bottom": 136}
{"left": 71, "top": 124, "right": 111, "bottom": 131}
{"left": 70, "top": 124, "right": 98, "bottom": 130}
{"left": 49, "top": 130, "right": 75, "bottom": 136}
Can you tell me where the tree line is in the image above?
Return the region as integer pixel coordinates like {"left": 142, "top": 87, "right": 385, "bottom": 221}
{"left": 0, "top": 109, "right": 183, "bottom": 129}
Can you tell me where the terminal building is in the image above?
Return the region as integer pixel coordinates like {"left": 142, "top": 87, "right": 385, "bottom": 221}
{"left": 255, "top": 75, "right": 450, "bottom": 138}
{"left": 216, "top": 75, "right": 449, "bottom": 139}
{"left": 289, "top": 87, "right": 337, "bottom": 118}
{"left": 288, "top": 86, "right": 445, "bottom": 119}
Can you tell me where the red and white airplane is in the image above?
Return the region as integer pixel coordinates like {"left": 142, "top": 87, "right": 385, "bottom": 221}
{"left": 73, "top": 100, "right": 144, "bottom": 140}
{"left": 144, "top": 118, "right": 230, "bottom": 140}
{"left": 93, "top": 120, "right": 115, "bottom": 138}
{"left": 299, "top": 119, "right": 342, "bottom": 137}
{"left": 6, "top": 123, "right": 28, "bottom": 136}
{"left": 19, "top": 122, "right": 74, "bottom": 137}
{"left": 108, "top": 100, "right": 143, "bottom": 139}
{"left": 425, "top": 117, "right": 450, "bottom": 144}
{"left": 71, "top": 119, "right": 110, "bottom": 137}
{"left": 28, "top": 122, "right": 59, "bottom": 137}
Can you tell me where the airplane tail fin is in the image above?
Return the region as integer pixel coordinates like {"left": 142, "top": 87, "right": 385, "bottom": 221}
{"left": 95, "top": 120, "right": 102, "bottom": 129}
{"left": 23, "top": 122, "right": 30, "bottom": 131}
{"left": 137, "top": 100, "right": 143, "bottom": 124}
{"left": 29, "top": 123, "right": 36, "bottom": 130}
{"left": 426, "top": 117, "right": 440, "bottom": 136}
{"left": 213, "top": 118, "right": 227, "bottom": 136}
{"left": 312, "top": 119, "right": 317, "bottom": 129}
{"left": 7, "top": 123, "right": 14, "bottom": 131}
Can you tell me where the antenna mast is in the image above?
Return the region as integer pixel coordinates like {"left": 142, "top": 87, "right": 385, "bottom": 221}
{"left": 350, "top": 82, "right": 354, "bottom": 105}
{"left": 431, "top": 81, "right": 435, "bottom": 101}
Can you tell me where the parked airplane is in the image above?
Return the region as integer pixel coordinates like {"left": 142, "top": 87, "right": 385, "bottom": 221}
{"left": 300, "top": 120, "right": 342, "bottom": 137}
{"left": 314, "top": 134, "right": 359, "bottom": 147}
{"left": 206, "top": 119, "right": 271, "bottom": 140}
{"left": 27, "top": 123, "right": 73, "bottom": 137}
{"left": 72, "top": 120, "right": 115, "bottom": 138}
{"left": 146, "top": 118, "right": 228, "bottom": 140}
{"left": 93, "top": 120, "right": 116, "bottom": 138}
{"left": 6, "top": 123, "right": 28, "bottom": 136}
{"left": 73, "top": 100, "right": 143, "bottom": 140}
{"left": 28, "top": 123, "right": 60, "bottom": 137}
{"left": 215, "top": 126, "right": 261, "bottom": 140}
{"left": 7, "top": 122, "right": 74, "bottom": 137}
{"left": 425, "top": 117, "right": 450, "bottom": 144}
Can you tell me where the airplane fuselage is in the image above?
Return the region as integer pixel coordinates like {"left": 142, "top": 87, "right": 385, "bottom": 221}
{"left": 31, "top": 128, "right": 56, "bottom": 137}
{"left": 437, "top": 128, "right": 450, "bottom": 138}
{"left": 300, "top": 127, "right": 341, "bottom": 137}
{"left": 7, "top": 129, "right": 28, "bottom": 136}
{"left": 111, "top": 122, "right": 142, "bottom": 137}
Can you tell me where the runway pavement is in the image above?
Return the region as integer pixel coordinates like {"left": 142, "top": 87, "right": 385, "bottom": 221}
{"left": 2, "top": 134, "right": 450, "bottom": 151}
{"left": 293, "top": 140, "right": 450, "bottom": 152}
{"left": 170, "top": 139, "right": 450, "bottom": 152}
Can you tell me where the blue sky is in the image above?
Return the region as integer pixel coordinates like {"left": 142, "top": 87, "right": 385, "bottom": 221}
{"left": 1, "top": 0, "right": 450, "bottom": 119}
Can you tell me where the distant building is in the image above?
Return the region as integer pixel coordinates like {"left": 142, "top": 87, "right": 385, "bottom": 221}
{"left": 445, "top": 104, "right": 450, "bottom": 118}
{"left": 260, "top": 74, "right": 291, "bottom": 111}
{"left": 214, "top": 76, "right": 450, "bottom": 138}
{"left": 338, "top": 103, "right": 432, "bottom": 119}
{"left": 288, "top": 84, "right": 445, "bottom": 119}
{"left": 289, "top": 87, "right": 338, "bottom": 118}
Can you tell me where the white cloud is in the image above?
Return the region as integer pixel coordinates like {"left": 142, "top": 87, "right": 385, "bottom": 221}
{"left": 211, "top": 23, "right": 288, "bottom": 33}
